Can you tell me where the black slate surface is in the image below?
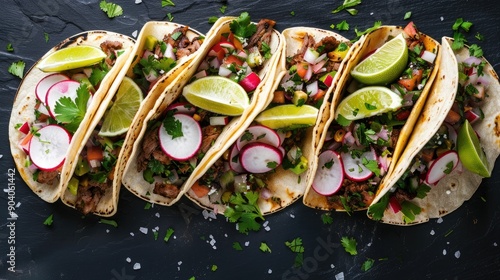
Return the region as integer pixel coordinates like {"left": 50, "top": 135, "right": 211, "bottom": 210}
{"left": 1, "top": 1, "right": 500, "bottom": 279}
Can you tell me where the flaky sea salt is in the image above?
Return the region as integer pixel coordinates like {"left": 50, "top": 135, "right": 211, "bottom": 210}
{"left": 135, "top": 0, "right": 142, "bottom": 4}
{"left": 130, "top": 232, "right": 135, "bottom": 237}
{"left": 443, "top": 249, "right": 447, "bottom": 255}
{"left": 335, "top": 272, "right": 344, "bottom": 280}
{"left": 139, "top": 227, "right": 148, "bottom": 234}
{"left": 437, "top": 217, "right": 444, "bottom": 224}
{"left": 455, "top": 251, "right": 461, "bottom": 258}
{"left": 330, "top": 264, "right": 335, "bottom": 269}
{"left": 290, "top": 214, "right": 295, "bottom": 218}
{"left": 133, "top": 263, "right": 141, "bottom": 270}
{"left": 126, "top": 257, "right": 131, "bottom": 263}
{"left": 440, "top": 16, "right": 444, "bottom": 21}
{"left": 132, "top": 30, "right": 138, "bottom": 38}
{"left": 494, "top": 242, "right": 498, "bottom": 247}
{"left": 0, "top": 155, "right": 3, "bottom": 159}
{"left": 155, "top": 212, "right": 160, "bottom": 218}
{"left": 430, "top": 230, "right": 435, "bottom": 235}
{"left": 245, "top": 241, "right": 250, "bottom": 247}
{"left": 268, "top": 269, "right": 272, "bottom": 274}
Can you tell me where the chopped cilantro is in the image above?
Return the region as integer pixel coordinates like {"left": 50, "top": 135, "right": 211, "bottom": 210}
{"left": 8, "top": 61, "right": 25, "bottom": 78}
{"left": 367, "top": 194, "right": 389, "bottom": 220}
{"left": 89, "top": 67, "right": 108, "bottom": 86}
{"left": 232, "top": 241, "right": 243, "bottom": 251}
{"left": 444, "top": 160, "right": 454, "bottom": 174}
{"left": 43, "top": 214, "right": 54, "bottom": 226}
{"left": 285, "top": 237, "right": 304, "bottom": 267}
{"left": 166, "top": 12, "right": 174, "bottom": 21}
{"left": 400, "top": 201, "right": 422, "bottom": 223}
{"left": 229, "top": 12, "right": 257, "bottom": 39}
{"left": 164, "top": 227, "right": 174, "bottom": 242}
{"left": 208, "top": 16, "right": 218, "bottom": 24}
{"left": 267, "top": 161, "right": 278, "bottom": 169}
{"left": 338, "top": 42, "right": 348, "bottom": 52}
{"left": 6, "top": 43, "right": 13, "bottom": 52}
{"left": 153, "top": 231, "right": 159, "bottom": 240}
{"left": 241, "top": 130, "right": 254, "bottom": 142}
{"left": 323, "top": 159, "right": 334, "bottom": 169}
{"left": 290, "top": 11, "right": 295, "bottom": 16}
{"left": 99, "top": 218, "right": 118, "bottom": 227}
{"left": 259, "top": 242, "right": 272, "bottom": 253}
{"left": 341, "top": 236, "right": 357, "bottom": 255}
{"left": 224, "top": 191, "right": 264, "bottom": 234}
{"left": 469, "top": 44, "right": 483, "bottom": 58}
{"left": 171, "top": 31, "right": 182, "bottom": 41}
{"left": 452, "top": 31, "right": 467, "bottom": 50}
{"left": 361, "top": 258, "right": 375, "bottom": 271}
{"left": 219, "top": 5, "right": 227, "bottom": 13}
{"left": 336, "top": 20, "right": 349, "bottom": 31}
{"left": 321, "top": 213, "right": 333, "bottom": 225}
{"left": 404, "top": 11, "right": 412, "bottom": 20}
{"left": 163, "top": 114, "right": 183, "bottom": 139}
{"left": 54, "top": 84, "right": 91, "bottom": 133}
{"left": 211, "top": 264, "right": 218, "bottom": 271}
{"left": 365, "top": 103, "right": 377, "bottom": 110}
{"left": 44, "top": 32, "right": 49, "bottom": 43}
{"left": 188, "top": 277, "right": 195, "bottom": 280}
{"left": 161, "top": 0, "right": 175, "bottom": 7}
{"left": 144, "top": 202, "right": 152, "bottom": 210}
{"left": 332, "top": 0, "right": 362, "bottom": 14}
{"left": 354, "top": 21, "right": 382, "bottom": 40}
{"left": 362, "top": 157, "right": 380, "bottom": 176}
{"left": 475, "top": 32, "right": 484, "bottom": 41}
{"left": 336, "top": 114, "right": 352, "bottom": 127}
{"left": 261, "top": 42, "right": 272, "bottom": 59}
{"left": 99, "top": 0, "right": 123, "bottom": 18}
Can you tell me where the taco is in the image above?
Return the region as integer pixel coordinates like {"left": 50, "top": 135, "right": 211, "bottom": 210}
{"left": 57, "top": 23, "right": 204, "bottom": 216}
{"left": 121, "top": 13, "right": 284, "bottom": 206}
{"left": 9, "top": 31, "right": 135, "bottom": 205}
{"left": 183, "top": 27, "right": 353, "bottom": 221}
{"left": 367, "top": 37, "right": 500, "bottom": 225}
{"left": 303, "top": 22, "right": 441, "bottom": 212}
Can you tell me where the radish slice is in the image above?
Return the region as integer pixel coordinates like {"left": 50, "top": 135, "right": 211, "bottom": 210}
{"left": 236, "top": 125, "right": 280, "bottom": 150}
{"left": 229, "top": 144, "right": 245, "bottom": 173}
{"left": 312, "top": 150, "right": 344, "bottom": 196}
{"left": 425, "top": 150, "right": 459, "bottom": 185}
{"left": 45, "top": 80, "right": 81, "bottom": 119}
{"left": 341, "top": 150, "right": 377, "bottom": 182}
{"left": 239, "top": 142, "right": 283, "bottom": 174}
{"left": 166, "top": 102, "right": 196, "bottom": 115}
{"left": 209, "top": 116, "right": 229, "bottom": 126}
{"left": 239, "top": 72, "right": 261, "bottom": 92}
{"left": 18, "top": 122, "right": 30, "bottom": 134}
{"left": 158, "top": 114, "right": 202, "bottom": 161}
{"left": 29, "top": 125, "right": 71, "bottom": 171}
{"left": 36, "top": 73, "right": 70, "bottom": 105}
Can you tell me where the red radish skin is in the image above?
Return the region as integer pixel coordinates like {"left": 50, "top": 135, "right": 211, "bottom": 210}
{"left": 36, "top": 73, "right": 69, "bottom": 105}
{"left": 166, "top": 102, "right": 196, "bottom": 115}
{"left": 237, "top": 125, "right": 281, "bottom": 151}
{"left": 341, "top": 150, "right": 377, "bottom": 182}
{"left": 239, "top": 72, "right": 261, "bottom": 92}
{"left": 209, "top": 116, "right": 229, "bottom": 126}
{"left": 28, "top": 125, "right": 71, "bottom": 171}
{"left": 229, "top": 144, "right": 245, "bottom": 173}
{"left": 158, "top": 114, "right": 202, "bottom": 161}
{"left": 425, "top": 150, "right": 459, "bottom": 185}
{"left": 312, "top": 150, "right": 344, "bottom": 196}
{"left": 239, "top": 142, "right": 283, "bottom": 174}
{"left": 18, "top": 122, "right": 30, "bottom": 134}
{"left": 45, "top": 80, "right": 81, "bottom": 119}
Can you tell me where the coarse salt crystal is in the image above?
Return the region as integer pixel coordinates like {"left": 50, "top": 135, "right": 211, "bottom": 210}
{"left": 443, "top": 249, "right": 447, "bottom": 255}
{"left": 126, "top": 257, "right": 131, "bottom": 263}
{"left": 370, "top": 12, "right": 374, "bottom": 15}
{"left": 178, "top": 261, "right": 183, "bottom": 265}
{"left": 133, "top": 263, "right": 141, "bottom": 270}
{"left": 16, "top": 202, "right": 21, "bottom": 208}
{"left": 224, "top": 234, "right": 228, "bottom": 238}
{"left": 437, "top": 217, "right": 444, "bottom": 224}
{"left": 106, "top": 229, "right": 110, "bottom": 233}
{"left": 264, "top": 226, "right": 271, "bottom": 232}
{"left": 440, "top": 16, "right": 444, "bottom": 21}
{"left": 155, "top": 212, "right": 160, "bottom": 218}
{"left": 135, "top": 0, "right": 142, "bottom": 4}
{"left": 173, "top": 235, "right": 177, "bottom": 239}
{"left": 335, "top": 272, "right": 344, "bottom": 280}
{"left": 139, "top": 227, "right": 148, "bottom": 234}
{"left": 268, "top": 269, "right": 272, "bottom": 274}
{"left": 130, "top": 232, "right": 135, "bottom": 236}
{"left": 132, "top": 30, "right": 138, "bottom": 38}
{"left": 494, "top": 242, "right": 498, "bottom": 247}
{"left": 290, "top": 214, "right": 295, "bottom": 218}
{"left": 446, "top": 190, "right": 451, "bottom": 195}
{"left": 0, "top": 155, "right": 3, "bottom": 159}
{"left": 245, "top": 241, "right": 250, "bottom": 247}
{"left": 330, "top": 264, "right": 335, "bottom": 269}
{"left": 455, "top": 251, "right": 461, "bottom": 258}
{"left": 430, "top": 230, "right": 435, "bottom": 235}
{"left": 263, "top": 221, "right": 269, "bottom": 227}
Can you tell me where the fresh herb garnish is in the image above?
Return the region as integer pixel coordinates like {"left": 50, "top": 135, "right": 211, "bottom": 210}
{"left": 453, "top": 18, "right": 473, "bottom": 32}
{"left": 267, "top": 161, "right": 278, "bottom": 169}
{"left": 232, "top": 241, "right": 243, "bottom": 251}
{"left": 361, "top": 258, "right": 375, "bottom": 271}
{"left": 224, "top": 191, "right": 264, "bottom": 234}
{"left": 444, "top": 160, "right": 454, "bottom": 174}
{"left": 323, "top": 159, "right": 334, "bottom": 169}
{"left": 354, "top": 21, "right": 382, "bottom": 40}
{"left": 161, "top": 0, "right": 175, "bottom": 7}
{"left": 400, "top": 201, "right": 422, "bottom": 223}
{"left": 163, "top": 113, "right": 183, "bottom": 139}
{"left": 285, "top": 237, "right": 304, "bottom": 267}
{"left": 259, "top": 242, "right": 272, "bottom": 253}
{"left": 321, "top": 213, "right": 333, "bottom": 225}
{"left": 219, "top": 5, "right": 227, "bottom": 13}
{"left": 261, "top": 42, "right": 272, "bottom": 59}
{"left": 54, "top": 84, "right": 91, "bottom": 133}
{"left": 99, "top": 218, "right": 118, "bottom": 227}
{"left": 332, "top": 0, "right": 361, "bottom": 15}
{"left": 99, "top": 0, "right": 123, "bottom": 18}
{"left": 475, "top": 32, "right": 484, "bottom": 41}
{"left": 241, "top": 130, "right": 254, "bottom": 142}
{"left": 404, "top": 11, "right": 412, "bottom": 20}
{"left": 229, "top": 12, "right": 257, "bottom": 39}
{"left": 365, "top": 103, "right": 377, "bottom": 110}
{"left": 341, "top": 236, "right": 357, "bottom": 255}
{"left": 6, "top": 43, "right": 14, "bottom": 52}
{"left": 164, "top": 227, "right": 174, "bottom": 242}
{"left": 8, "top": 61, "right": 25, "bottom": 78}
{"left": 362, "top": 157, "right": 380, "bottom": 176}
{"left": 166, "top": 12, "right": 174, "bottom": 22}
{"left": 336, "top": 114, "right": 352, "bottom": 127}
{"left": 43, "top": 214, "right": 54, "bottom": 226}
{"left": 452, "top": 31, "right": 467, "bottom": 50}
{"left": 44, "top": 32, "right": 50, "bottom": 43}
{"left": 208, "top": 16, "right": 218, "bottom": 24}
{"left": 469, "top": 44, "right": 483, "bottom": 57}
{"left": 367, "top": 194, "right": 388, "bottom": 221}
{"left": 336, "top": 20, "right": 350, "bottom": 31}
{"left": 211, "top": 264, "right": 218, "bottom": 272}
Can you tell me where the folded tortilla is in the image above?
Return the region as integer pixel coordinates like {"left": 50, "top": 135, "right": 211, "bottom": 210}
{"left": 121, "top": 16, "right": 284, "bottom": 206}
{"left": 367, "top": 37, "right": 500, "bottom": 225}
{"left": 9, "top": 31, "right": 135, "bottom": 204}
{"left": 184, "top": 27, "right": 353, "bottom": 215}
{"left": 303, "top": 25, "right": 441, "bottom": 211}
{"left": 58, "top": 23, "right": 204, "bottom": 216}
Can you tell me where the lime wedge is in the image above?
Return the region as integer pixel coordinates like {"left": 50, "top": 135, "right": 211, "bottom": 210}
{"left": 335, "top": 86, "right": 403, "bottom": 121}
{"left": 98, "top": 77, "right": 143, "bottom": 137}
{"left": 37, "top": 45, "right": 107, "bottom": 72}
{"left": 457, "top": 119, "right": 490, "bottom": 177}
{"left": 254, "top": 104, "right": 319, "bottom": 129}
{"left": 351, "top": 33, "right": 408, "bottom": 85}
{"left": 182, "top": 76, "right": 250, "bottom": 116}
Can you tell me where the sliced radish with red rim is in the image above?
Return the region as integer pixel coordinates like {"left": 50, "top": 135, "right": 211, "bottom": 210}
{"left": 425, "top": 150, "right": 459, "bottom": 185}
{"left": 158, "top": 114, "right": 202, "bottom": 161}
{"left": 239, "top": 142, "right": 283, "bottom": 174}
{"left": 45, "top": 80, "right": 81, "bottom": 119}
{"left": 229, "top": 144, "right": 245, "bottom": 173}
{"left": 36, "top": 73, "right": 69, "bottom": 105}
{"left": 313, "top": 150, "right": 344, "bottom": 196}
{"left": 341, "top": 149, "right": 377, "bottom": 182}
{"left": 29, "top": 124, "right": 71, "bottom": 171}
{"left": 166, "top": 102, "right": 196, "bottom": 115}
{"left": 236, "top": 125, "right": 280, "bottom": 151}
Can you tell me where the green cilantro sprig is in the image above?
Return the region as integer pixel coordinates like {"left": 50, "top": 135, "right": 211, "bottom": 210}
{"left": 341, "top": 236, "right": 357, "bottom": 255}
{"left": 361, "top": 258, "right": 375, "bottom": 271}
{"left": 162, "top": 0, "right": 175, "bottom": 7}
{"left": 332, "top": 0, "right": 361, "bottom": 15}
{"left": 99, "top": 0, "right": 123, "bottom": 18}
{"left": 54, "top": 83, "right": 91, "bottom": 133}
{"left": 164, "top": 227, "right": 175, "bottom": 242}
{"left": 259, "top": 242, "right": 272, "bottom": 253}
{"left": 43, "top": 214, "right": 54, "bottom": 226}
{"left": 224, "top": 191, "right": 264, "bottom": 234}
{"left": 354, "top": 21, "right": 382, "bottom": 41}
{"left": 163, "top": 112, "right": 183, "bottom": 139}
{"left": 6, "top": 43, "right": 14, "bottom": 52}
{"left": 229, "top": 12, "right": 257, "bottom": 39}
{"left": 285, "top": 237, "right": 304, "bottom": 267}
{"left": 99, "top": 218, "right": 118, "bottom": 227}
{"left": 8, "top": 61, "right": 25, "bottom": 79}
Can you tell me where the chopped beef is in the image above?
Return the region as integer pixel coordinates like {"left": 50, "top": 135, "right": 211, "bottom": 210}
{"left": 390, "top": 129, "right": 401, "bottom": 149}
{"left": 288, "top": 33, "right": 315, "bottom": 67}
{"left": 394, "top": 188, "right": 416, "bottom": 203}
{"left": 247, "top": 19, "right": 276, "bottom": 50}
{"left": 152, "top": 149, "right": 171, "bottom": 165}
{"left": 314, "top": 36, "right": 340, "bottom": 53}
{"left": 137, "top": 128, "right": 160, "bottom": 172}
{"left": 36, "top": 170, "right": 59, "bottom": 185}
{"left": 100, "top": 41, "right": 123, "bottom": 66}
{"left": 153, "top": 182, "right": 180, "bottom": 198}
{"left": 163, "top": 26, "right": 203, "bottom": 59}
{"left": 201, "top": 125, "right": 222, "bottom": 154}
{"left": 75, "top": 180, "right": 107, "bottom": 215}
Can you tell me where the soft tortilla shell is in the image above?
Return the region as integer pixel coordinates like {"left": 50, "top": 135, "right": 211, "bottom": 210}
{"left": 9, "top": 31, "right": 135, "bottom": 205}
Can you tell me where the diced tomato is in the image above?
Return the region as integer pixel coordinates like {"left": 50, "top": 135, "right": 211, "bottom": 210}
{"left": 388, "top": 196, "right": 402, "bottom": 213}
{"left": 228, "top": 32, "right": 243, "bottom": 51}
{"left": 398, "top": 69, "right": 422, "bottom": 91}
{"left": 314, "top": 89, "right": 327, "bottom": 101}
{"left": 87, "top": 145, "right": 104, "bottom": 161}
{"left": 395, "top": 109, "right": 411, "bottom": 121}
{"left": 224, "top": 55, "right": 244, "bottom": 67}
{"left": 404, "top": 21, "right": 418, "bottom": 38}
{"left": 209, "top": 43, "right": 226, "bottom": 61}
{"left": 191, "top": 181, "right": 210, "bottom": 198}
{"left": 296, "top": 62, "right": 309, "bottom": 79}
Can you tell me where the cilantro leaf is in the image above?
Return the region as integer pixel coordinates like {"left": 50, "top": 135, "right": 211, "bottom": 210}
{"left": 321, "top": 213, "right": 333, "bottom": 225}
{"left": 8, "top": 61, "right": 25, "bottom": 78}
{"left": 229, "top": 12, "right": 257, "bottom": 39}
{"left": 99, "top": 0, "right": 123, "bottom": 18}
{"left": 336, "top": 114, "right": 352, "bottom": 127}
{"left": 89, "top": 66, "right": 108, "bottom": 86}
{"left": 354, "top": 21, "right": 382, "bottom": 40}
{"left": 367, "top": 193, "right": 389, "bottom": 221}
{"left": 220, "top": 5, "right": 227, "bottom": 14}
{"left": 163, "top": 114, "right": 183, "bottom": 139}
{"left": 99, "top": 218, "right": 118, "bottom": 227}
{"left": 469, "top": 44, "right": 483, "bottom": 58}
{"left": 164, "top": 227, "right": 174, "bottom": 242}
{"left": 285, "top": 237, "right": 304, "bottom": 253}
{"left": 452, "top": 31, "right": 467, "bottom": 50}
{"left": 336, "top": 20, "right": 350, "bottom": 31}
{"left": 211, "top": 264, "right": 218, "bottom": 272}
{"left": 259, "top": 242, "right": 272, "bottom": 253}
{"left": 404, "top": 11, "right": 412, "bottom": 20}
{"left": 232, "top": 241, "right": 243, "bottom": 251}
{"left": 161, "top": 0, "right": 175, "bottom": 7}
{"left": 341, "top": 236, "right": 357, "bottom": 255}
{"left": 166, "top": 12, "right": 174, "bottom": 22}
{"left": 43, "top": 214, "right": 54, "bottom": 226}
{"left": 7, "top": 43, "right": 14, "bottom": 52}
{"left": 208, "top": 16, "right": 218, "bottom": 24}
{"left": 361, "top": 258, "right": 375, "bottom": 271}
{"left": 332, "top": 0, "right": 362, "bottom": 14}
{"left": 54, "top": 84, "right": 90, "bottom": 133}
{"left": 400, "top": 201, "right": 421, "bottom": 223}
{"left": 44, "top": 32, "right": 50, "bottom": 43}
{"left": 224, "top": 191, "right": 264, "bottom": 234}
{"left": 362, "top": 157, "right": 380, "bottom": 177}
